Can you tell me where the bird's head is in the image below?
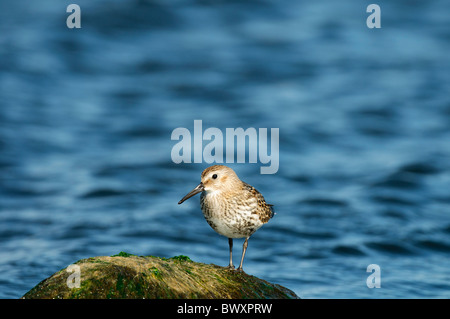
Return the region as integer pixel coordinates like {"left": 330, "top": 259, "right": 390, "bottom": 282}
{"left": 178, "top": 165, "right": 241, "bottom": 204}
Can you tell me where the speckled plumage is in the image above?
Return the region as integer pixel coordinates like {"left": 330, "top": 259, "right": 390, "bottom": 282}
{"left": 178, "top": 165, "right": 274, "bottom": 271}
{"left": 200, "top": 181, "right": 273, "bottom": 238}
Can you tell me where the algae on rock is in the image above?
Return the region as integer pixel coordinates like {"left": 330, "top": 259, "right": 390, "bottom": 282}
{"left": 22, "top": 253, "right": 299, "bottom": 299}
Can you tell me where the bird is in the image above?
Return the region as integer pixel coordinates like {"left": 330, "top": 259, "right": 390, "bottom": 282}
{"left": 178, "top": 165, "right": 274, "bottom": 272}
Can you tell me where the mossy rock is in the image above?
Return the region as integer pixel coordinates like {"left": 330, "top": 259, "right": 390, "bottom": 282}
{"left": 22, "top": 253, "right": 299, "bottom": 299}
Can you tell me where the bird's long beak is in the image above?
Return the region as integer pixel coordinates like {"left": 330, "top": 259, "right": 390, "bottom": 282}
{"left": 178, "top": 182, "right": 205, "bottom": 204}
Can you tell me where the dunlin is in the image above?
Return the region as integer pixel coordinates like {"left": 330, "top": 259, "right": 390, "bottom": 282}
{"left": 178, "top": 165, "right": 274, "bottom": 271}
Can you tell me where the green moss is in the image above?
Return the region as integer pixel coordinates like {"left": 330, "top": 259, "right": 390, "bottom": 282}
{"left": 111, "top": 251, "right": 136, "bottom": 257}
{"left": 148, "top": 267, "right": 162, "bottom": 279}
{"left": 22, "top": 255, "right": 299, "bottom": 299}
{"left": 169, "top": 255, "right": 192, "bottom": 262}
{"left": 69, "top": 276, "right": 94, "bottom": 299}
{"left": 213, "top": 273, "right": 224, "bottom": 283}
{"left": 85, "top": 257, "right": 110, "bottom": 264}
{"left": 116, "top": 272, "right": 125, "bottom": 296}
{"left": 145, "top": 255, "right": 169, "bottom": 261}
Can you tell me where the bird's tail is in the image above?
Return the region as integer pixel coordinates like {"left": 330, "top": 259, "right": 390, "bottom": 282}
{"left": 268, "top": 204, "right": 275, "bottom": 219}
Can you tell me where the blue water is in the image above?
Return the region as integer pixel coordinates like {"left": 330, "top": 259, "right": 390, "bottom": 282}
{"left": 1, "top": 0, "right": 450, "bottom": 299}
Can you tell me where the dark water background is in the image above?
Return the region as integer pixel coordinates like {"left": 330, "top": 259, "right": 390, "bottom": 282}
{"left": 1, "top": 0, "right": 449, "bottom": 298}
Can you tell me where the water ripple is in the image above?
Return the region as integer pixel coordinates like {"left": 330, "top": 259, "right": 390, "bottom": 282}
{"left": 1, "top": 0, "right": 449, "bottom": 299}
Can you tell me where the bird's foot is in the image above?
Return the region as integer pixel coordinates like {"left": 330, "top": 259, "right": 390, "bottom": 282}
{"left": 236, "top": 267, "right": 245, "bottom": 273}
{"left": 225, "top": 264, "right": 235, "bottom": 270}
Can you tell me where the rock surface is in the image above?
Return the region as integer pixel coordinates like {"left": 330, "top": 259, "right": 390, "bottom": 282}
{"left": 22, "top": 252, "right": 299, "bottom": 299}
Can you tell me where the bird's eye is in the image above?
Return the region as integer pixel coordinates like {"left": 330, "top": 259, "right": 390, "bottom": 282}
{"left": 212, "top": 174, "right": 218, "bottom": 179}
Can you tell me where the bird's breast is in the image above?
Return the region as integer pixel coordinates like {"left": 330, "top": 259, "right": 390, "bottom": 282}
{"left": 200, "top": 191, "right": 263, "bottom": 238}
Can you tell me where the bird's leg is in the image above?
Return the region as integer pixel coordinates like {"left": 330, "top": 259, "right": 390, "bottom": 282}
{"left": 226, "top": 238, "right": 235, "bottom": 270}
{"left": 237, "top": 237, "right": 250, "bottom": 272}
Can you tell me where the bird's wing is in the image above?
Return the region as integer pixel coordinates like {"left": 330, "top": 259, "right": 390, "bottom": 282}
{"left": 242, "top": 182, "right": 275, "bottom": 222}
